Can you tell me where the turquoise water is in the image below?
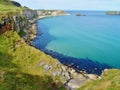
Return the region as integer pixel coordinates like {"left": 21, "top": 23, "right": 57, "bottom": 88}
{"left": 34, "top": 11, "right": 120, "bottom": 68}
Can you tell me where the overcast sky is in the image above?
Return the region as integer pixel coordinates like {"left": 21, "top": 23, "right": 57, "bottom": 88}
{"left": 14, "top": 0, "right": 120, "bottom": 10}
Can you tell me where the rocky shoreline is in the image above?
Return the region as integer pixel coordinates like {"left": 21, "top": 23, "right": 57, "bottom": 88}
{"left": 23, "top": 10, "right": 70, "bottom": 44}
{"left": 38, "top": 57, "right": 101, "bottom": 90}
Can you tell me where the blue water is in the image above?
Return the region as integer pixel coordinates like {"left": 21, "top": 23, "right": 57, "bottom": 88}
{"left": 33, "top": 11, "right": 120, "bottom": 73}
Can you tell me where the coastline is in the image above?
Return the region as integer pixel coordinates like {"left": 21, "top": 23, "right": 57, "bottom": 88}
{"left": 24, "top": 13, "right": 70, "bottom": 44}
{"left": 22, "top": 14, "right": 98, "bottom": 89}
{"left": 30, "top": 14, "right": 112, "bottom": 74}
{"left": 23, "top": 12, "right": 113, "bottom": 90}
{"left": 25, "top": 13, "right": 112, "bottom": 74}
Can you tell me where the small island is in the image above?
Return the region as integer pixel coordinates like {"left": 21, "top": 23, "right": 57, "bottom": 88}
{"left": 106, "top": 11, "right": 120, "bottom": 15}
{"left": 76, "top": 13, "right": 86, "bottom": 16}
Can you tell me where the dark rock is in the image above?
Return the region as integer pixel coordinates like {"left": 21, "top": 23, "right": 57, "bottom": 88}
{"left": 76, "top": 13, "right": 81, "bottom": 16}
{"left": 11, "top": 1, "right": 21, "bottom": 7}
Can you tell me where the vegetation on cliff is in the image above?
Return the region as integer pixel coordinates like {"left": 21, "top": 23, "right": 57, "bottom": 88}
{"left": 0, "top": 0, "right": 28, "bottom": 14}
{"left": 0, "top": 31, "right": 66, "bottom": 90}
{"left": 78, "top": 69, "right": 120, "bottom": 90}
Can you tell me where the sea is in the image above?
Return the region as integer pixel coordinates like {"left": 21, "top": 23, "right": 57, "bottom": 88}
{"left": 32, "top": 11, "right": 120, "bottom": 75}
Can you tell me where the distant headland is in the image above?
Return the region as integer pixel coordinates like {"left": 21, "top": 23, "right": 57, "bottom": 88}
{"left": 106, "top": 11, "right": 120, "bottom": 15}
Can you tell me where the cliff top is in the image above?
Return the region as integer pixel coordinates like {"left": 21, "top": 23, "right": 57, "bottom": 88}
{"left": 79, "top": 69, "right": 120, "bottom": 90}
{"left": 0, "top": 0, "right": 29, "bottom": 12}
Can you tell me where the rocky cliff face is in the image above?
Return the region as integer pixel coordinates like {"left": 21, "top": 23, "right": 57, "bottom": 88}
{"left": 0, "top": 10, "right": 38, "bottom": 34}
{"left": 0, "top": 9, "right": 70, "bottom": 34}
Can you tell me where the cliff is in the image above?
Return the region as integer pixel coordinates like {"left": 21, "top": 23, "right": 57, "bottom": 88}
{"left": 0, "top": 1, "right": 88, "bottom": 90}
{"left": 0, "top": 1, "right": 67, "bottom": 90}
{"left": 0, "top": 2, "right": 97, "bottom": 89}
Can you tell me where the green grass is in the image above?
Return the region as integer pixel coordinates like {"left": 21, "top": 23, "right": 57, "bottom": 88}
{"left": 0, "top": 1, "right": 66, "bottom": 90}
{"left": 0, "top": 70, "right": 58, "bottom": 90}
{"left": 0, "top": 0, "right": 23, "bottom": 11}
{"left": 78, "top": 69, "right": 120, "bottom": 90}
{"left": 0, "top": 0, "right": 28, "bottom": 10}
{"left": 0, "top": 0, "right": 28, "bottom": 23}
{"left": 0, "top": 31, "right": 66, "bottom": 90}
{"left": 19, "top": 29, "right": 26, "bottom": 37}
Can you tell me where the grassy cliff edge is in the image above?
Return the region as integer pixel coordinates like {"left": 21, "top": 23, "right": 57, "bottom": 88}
{"left": 0, "top": 31, "right": 66, "bottom": 90}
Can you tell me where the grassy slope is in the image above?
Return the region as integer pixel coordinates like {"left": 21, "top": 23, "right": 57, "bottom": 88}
{"left": 0, "top": 31, "right": 65, "bottom": 90}
{"left": 0, "top": 0, "right": 26, "bottom": 11}
{"left": 0, "top": 1, "right": 65, "bottom": 89}
{"left": 78, "top": 69, "right": 120, "bottom": 90}
{"left": 0, "top": 0, "right": 28, "bottom": 22}
{"left": 0, "top": 1, "right": 18, "bottom": 22}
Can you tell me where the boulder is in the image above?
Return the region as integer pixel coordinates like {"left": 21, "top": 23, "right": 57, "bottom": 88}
{"left": 86, "top": 74, "right": 98, "bottom": 80}
{"left": 44, "top": 65, "right": 50, "bottom": 71}
{"left": 61, "top": 66, "right": 66, "bottom": 71}
{"left": 67, "top": 78, "right": 87, "bottom": 90}
{"left": 64, "top": 72, "right": 71, "bottom": 80}
{"left": 52, "top": 72, "right": 57, "bottom": 77}
{"left": 39, "top": 62, "right": 45, "bottom": 67}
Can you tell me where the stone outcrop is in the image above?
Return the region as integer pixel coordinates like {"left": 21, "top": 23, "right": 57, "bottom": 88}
{"left": 0, "top": 15, "right": 13, "bottom": 34}
{"left": 39, "top": 60, "right": 100, "bottom": 90}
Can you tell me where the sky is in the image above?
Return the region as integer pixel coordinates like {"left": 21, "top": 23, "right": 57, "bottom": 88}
{"left": 14, "top": 0, "right": 120, "bottom": 11}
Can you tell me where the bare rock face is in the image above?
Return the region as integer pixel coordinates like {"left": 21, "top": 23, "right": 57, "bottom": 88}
{"left": 86, "top": 74, "right": 99, "bottom": 80}
{"left": 39, "top": 62, "right": 45, "bottom": 67}
{"left": 67, "top": 78, "right": 87, "bottom": 90}
{"left": 44, "top": 65, "right": 50, "bottom": 71}
{"left": 61, "top": 66, "right": 66, "bottom": 71}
